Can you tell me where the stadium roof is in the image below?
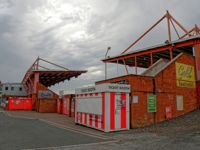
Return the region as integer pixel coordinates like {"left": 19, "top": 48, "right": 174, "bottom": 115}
{"left": 22, "top": 57, "right": 87, "bottom": 87}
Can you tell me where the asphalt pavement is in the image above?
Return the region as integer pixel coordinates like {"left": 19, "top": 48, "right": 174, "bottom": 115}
{"left": 1, "top": 109, "right": 200, "bottom": 150}
{"left": 0, "top": 112, "right": 105, "bottom": 150}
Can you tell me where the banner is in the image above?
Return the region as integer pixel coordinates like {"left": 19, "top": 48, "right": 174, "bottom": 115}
{"left": 147, "top": 95, "right": 156, "bottom": 112}
{"left": 38, "top": 90, "right": 53, "bottom": 99}
{"left": 176, "top": 62, "right": 195, "bottom": 88}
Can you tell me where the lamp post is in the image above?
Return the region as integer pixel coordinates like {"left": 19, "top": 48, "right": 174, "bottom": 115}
{"left": 105, "top": 47, "right": 111, "bottom": 80}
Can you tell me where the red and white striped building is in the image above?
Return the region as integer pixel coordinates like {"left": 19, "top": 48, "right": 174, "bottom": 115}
{"left": 75, "top": 83, "right": 130, "bottom": 132}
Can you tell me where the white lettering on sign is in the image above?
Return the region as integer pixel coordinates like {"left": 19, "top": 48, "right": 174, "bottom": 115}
{"left": 38, "top": 91, "right": 53, "bottom": 99}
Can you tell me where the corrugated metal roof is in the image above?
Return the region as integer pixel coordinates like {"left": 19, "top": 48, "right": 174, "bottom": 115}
{"left": 104, "top": 35, "right": 200, "bottom": 61}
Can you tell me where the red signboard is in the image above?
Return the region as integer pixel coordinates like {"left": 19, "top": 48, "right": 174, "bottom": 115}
{"left": 165, "top": 106, "right": 172, "bottom": 119}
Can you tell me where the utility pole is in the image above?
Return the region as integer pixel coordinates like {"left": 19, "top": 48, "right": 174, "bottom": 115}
{"left": 105, "top": 47, "right": 111, "bottom": 80}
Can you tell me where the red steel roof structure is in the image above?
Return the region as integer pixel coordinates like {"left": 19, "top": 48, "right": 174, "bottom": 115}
{"left": 102, "top": 11, "right": 200, "bottom": 72}
{"left": 22, "top": 57, "right": 87, "bottom": 94}
{"left": 103, "top": 35, "right": 200, "bottom": 68}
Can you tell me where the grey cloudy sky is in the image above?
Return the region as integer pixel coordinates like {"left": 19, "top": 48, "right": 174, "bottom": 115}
{"left": 0, "top": 0, "right": 199, "bottom": 92}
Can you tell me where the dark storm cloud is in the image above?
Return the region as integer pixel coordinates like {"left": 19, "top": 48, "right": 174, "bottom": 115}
{"left": 0, "top": 0, "right": 200, "bottom": 91}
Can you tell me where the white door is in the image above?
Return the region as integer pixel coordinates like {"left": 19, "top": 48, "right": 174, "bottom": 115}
{"left": 115, "top": 93, "right": 121, "bottom": 129}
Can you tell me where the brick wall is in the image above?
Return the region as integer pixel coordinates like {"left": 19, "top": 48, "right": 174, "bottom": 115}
{"left": 35, "top": 83, "right": 59, "bottom": 113}
{"left": 194, "top": 44, "right": 200, "bottom": 80}
{"left": 96, "top": 75, "right": 155, "bottom": 128}
{"left": 96, "top": 54, "right": 198, "bottom": 128}
{"left": 155, "top": 54, "right": 197, "bottom": 123}
{"left": 197, "top": 81, "right": 200, "bottom": 108}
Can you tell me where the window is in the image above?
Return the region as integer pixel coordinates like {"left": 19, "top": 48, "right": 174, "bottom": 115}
{"left": 19, "top": 87, "right": 22, "bottom": 91}
{"left": 5, "top": 87, "right": 8, "bottom": 90}
{"left": 176, "top": 95, "right": 184, "bottom": 111}
{"left": 11, "top": 87, "right": 14, "bottom": 91}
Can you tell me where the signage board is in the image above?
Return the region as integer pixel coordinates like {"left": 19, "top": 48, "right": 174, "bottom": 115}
{"left": 132, "top": 96, "right": 138, "bottom": 103}
{"left": 38, "top": 90, "right": 53, "bottom": 99}
{"left": 165, "top": 106, "right": 172, "bottom": 119}
{"left": 176, "top": 62, "right": 195, "bottom": 88}
{"left": 75, "top": 83, "right": 130, "bottom": 94}
{"left": 147, "top": 95, "right": 156, "bottom": 112}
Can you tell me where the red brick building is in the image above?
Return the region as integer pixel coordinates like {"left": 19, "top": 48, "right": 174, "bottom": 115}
{"left": 97, "top": 12, "right": 200, "bottom": 128}
{"left": 97, "top": 52, "right": 198, "bottom": 128}
{"left": 22, "top": 57, "right": 86, "bottom": 113}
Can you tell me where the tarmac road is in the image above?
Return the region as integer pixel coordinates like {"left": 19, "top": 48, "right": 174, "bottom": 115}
{"left": 1, "top": 109, "right": 200, "bottom": 150}
{"left": 0, "top": 112, "right": 106, "bottom": 150}
{"left": 67, "top": 110, "right": 200, "bottom": 150}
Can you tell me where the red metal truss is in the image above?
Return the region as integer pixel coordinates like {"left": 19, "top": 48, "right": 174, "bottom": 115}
{"left": 102, "top": 11, "right": 200, "bottom": 71}
{"left": 22, "top": 57, "right": 87, "bottom": 94}
{"left": 180, "top": 24, "right": 200, "bottom": 39}
{"left": 121, "top": 11, "right": 192, "bottom": 54}
{"left": 103, "top": 37, "right": 200, "bottom": 64}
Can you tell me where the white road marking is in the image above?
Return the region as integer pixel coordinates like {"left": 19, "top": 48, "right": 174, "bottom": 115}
{"left": 39, "top": 119, "right": 110, "bottom": 140}
{"left": 2, "top": 111, "right": 119, "bottom": 150}
{"left": 23, "top": 139, "right": 119, "bottom": 150}
{"left": 3, "top": 111, "right": 36, "bottom": 120}
{"left": 3, "top": 111, "right": 112, "bottom": 140}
